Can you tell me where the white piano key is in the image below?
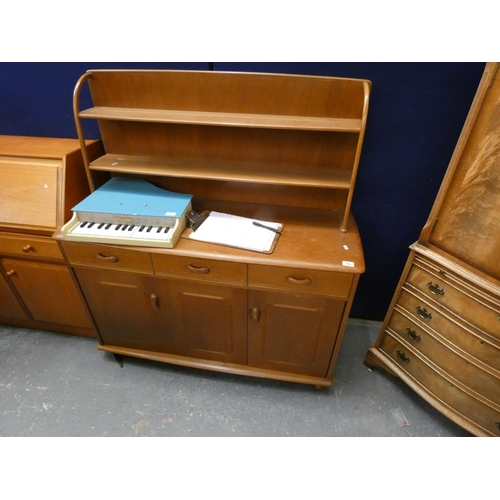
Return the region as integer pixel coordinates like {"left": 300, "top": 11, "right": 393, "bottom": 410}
{"left": 70, "top": 221, "right": 93, "bottom": 235}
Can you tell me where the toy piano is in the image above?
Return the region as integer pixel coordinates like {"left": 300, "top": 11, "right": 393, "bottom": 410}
{"left": 60, "top": 177, "right": 192, "bottom": 248}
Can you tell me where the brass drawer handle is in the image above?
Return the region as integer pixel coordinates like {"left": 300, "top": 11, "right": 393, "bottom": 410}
{"left": 416, "top": 305, "right": 432, "bottom": 320}
{"left": 22, "top": 244, "right": 34, "bottom": 253}
{"left": 427, "top": 281, "right": 444, "bottom": 296}
{"left": 187, "top": 263, "right": 210, "bottom": 274}
{"left": 286, "top": 275, "right": 312, "bottom": 286}
{"left": 6, "top": 269, "right": 16, "bottom": 277}
{"left": 406, "top": 327, "right": 421, "bottom": 342}
{"left": 396, "top": 350, "right": 410, "bottom": 363}
{"left": 97, "top": 252, "right": 119, "bottom": 263}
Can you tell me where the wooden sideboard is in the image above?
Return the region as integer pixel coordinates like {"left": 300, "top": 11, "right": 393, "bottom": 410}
{"left": 365, "top": 63, "right": 500, "bottom": 436}
{"left": 0, "top": 136, "right": 103, "bottom": 337}
{"left": 56, "top": 69, "right": 371, "bottom": 387}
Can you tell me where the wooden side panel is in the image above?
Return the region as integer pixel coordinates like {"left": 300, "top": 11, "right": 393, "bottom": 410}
{"left": 0, "top": 158, "right": 60, "bottom": 230}
{"left": 428, "top": 64, "right": 500, "bottom": 280}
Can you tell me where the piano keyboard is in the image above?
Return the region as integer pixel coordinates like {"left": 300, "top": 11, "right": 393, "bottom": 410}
{"left": 58, "top": 177, "right": 193, "bottom": 249}
{"left": 71, "top": 221, "right": 173, "bottom": 242}
{"left": 60, "top": 211, "right": 189, "bottom": 248}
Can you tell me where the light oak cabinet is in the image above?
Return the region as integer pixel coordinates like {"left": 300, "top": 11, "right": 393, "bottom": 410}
{"left": 0, "top": 136, "right": 102, "bottom": 337}
{"left": 365, "top": 63, "right": 500, "bottom": 436}
{"left": 57, "top": 69, "right": 371, "bottom": 386}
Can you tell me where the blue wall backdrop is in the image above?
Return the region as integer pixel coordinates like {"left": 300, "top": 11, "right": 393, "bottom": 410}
{"left": 0, "top": 62, "right": 486, "bottom": 320}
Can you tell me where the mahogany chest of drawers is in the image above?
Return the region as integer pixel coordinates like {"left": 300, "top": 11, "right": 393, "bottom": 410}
{"left": 365, "top": 63, "right": 500, "bottom": 436}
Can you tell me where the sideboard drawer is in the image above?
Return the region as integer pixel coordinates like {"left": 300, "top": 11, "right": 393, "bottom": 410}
{"left": 62, "top": 241, "right": 153, "bottom": 274}
{"left": 248, "top": 264, "right": 353, "bottom": 298}
{"left": 152, "top": 254, "right": 247, "bottom": 285}
{"left": 380, "top": 332, "right": 500, "bottom": 437}
{"left": 0, "top": 233, "right": 63, "bottom": 261}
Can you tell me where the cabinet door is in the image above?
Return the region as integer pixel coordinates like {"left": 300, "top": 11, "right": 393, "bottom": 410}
{"left": 75, "top": 267, "right": 171, "bottom": 352}
{"left": 0, "top": 270, "right": 27, "bottom": 320}
{"left": 248, "top": 291, "right": 345, "bottom": 378}
{"left": 160, "top": 280, "right": 247, "bottom": 365}
{"left": 1, "top": 258, "right": 91, "bottom": 328}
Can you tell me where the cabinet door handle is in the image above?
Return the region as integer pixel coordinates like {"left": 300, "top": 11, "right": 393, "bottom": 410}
{"left": 251, "top": 307, "right": 260, "bottom": 323}
{"left": 97, "top": 252, "right": 119, "bottom": 263}
{"left": 150, "top": 294, "right": 160, "bottom": 308}
{"left": 286, "top": 275, "right": 312, "bottom": 286}
{"left": 416, "top": 305, "right": 432, "bottom": 320}
{"left": 396, "top": 350, "right": 410, "bottom": 363}
{"left": 427, "top": 281, "right": 444, "bottom": 296}
{"left": 6, "top": 269, "right": 16, "bottom": 277}
{"left": 22, "top": 244, "right": 34, "bottom": 253}
{"left": 406, "top": 327, "right": 421, "bottom": 342}
{"left": 187, "top": 263, "right": 210, "bottom": 274}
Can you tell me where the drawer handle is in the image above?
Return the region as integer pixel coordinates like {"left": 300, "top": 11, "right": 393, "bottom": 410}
{"left": 150, "top": 294, "right": 160, "bottom": 308}
{"left": 406, "top": 327, "right": 421, "bottom": 342}
{"left": 251, "top": 307, "right": 260, "bottom": 323}
{"left": 427, "top": 281, "right": 444, "bottom": 296}
{"left": 22, "top": 244, "right": 34, "bottom": 253}
{"left": 286, "top": 275, "right": 312, "bottom": 286}
{"left": 97, "top": 252, "right": 119, "bottom": 263}
{"left": 396, "top": 350, "right": 410, "bottom": 363}
{"left": 5, "top": 269, "right": 16, "bottom": 277}
{"left": 187, "top": 263, "right": 210, "bottom": 274}
{"left": 416, "top": 306, "right": 432, "bottom": 320}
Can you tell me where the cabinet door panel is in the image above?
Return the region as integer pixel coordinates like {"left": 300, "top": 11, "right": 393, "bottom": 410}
{"left": 0, "top": 271, "right": 27, "bottom": 320}
{"left": 75, "top": 267, "right": 169, "bottom": 352}
{"left": 248, "top": 291, "right": 344, "bottom": 377}
{"left": 162, "top": 281, "right": 247, "bottom": 364}
{"left": 2, "top": 258, "right": 91, "bottom": 328}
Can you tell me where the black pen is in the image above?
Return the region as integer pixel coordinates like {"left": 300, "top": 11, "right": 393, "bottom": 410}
{"left": 252, "top": 221, "right": 282, "bottom": 235}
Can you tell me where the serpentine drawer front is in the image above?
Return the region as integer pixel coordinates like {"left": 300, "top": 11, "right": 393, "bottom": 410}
{"left": 407, "top": 257, "right": 500, "bottom": 341}
{"left": 386, "top": 309, "right": 500, "bottom": 406}
{"left": 0, "top": 233, "right": 64, "bottom": 261}
{"left": 379, "top": 332, "right": 500, "bottom": 437}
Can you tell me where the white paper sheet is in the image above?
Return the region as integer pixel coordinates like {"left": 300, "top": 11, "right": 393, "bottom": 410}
{"left": 188, "top": 211, "right": 282, "bottom": 252}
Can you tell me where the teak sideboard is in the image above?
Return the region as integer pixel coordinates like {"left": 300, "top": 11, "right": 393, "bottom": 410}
{"left": 0, "top": 136, "right": 102, "bottom": 337}
{"left": 365, "top": 63, "right": 500, "bottom": 436}
{"left": 56, "top": 69, "right": 371, "bottom": 387}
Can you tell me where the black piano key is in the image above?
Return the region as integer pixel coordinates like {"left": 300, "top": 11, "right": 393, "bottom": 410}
{"left": 121, "top": 225, "right": 128, "bottom": 231}
{"left": 105, "top": 223, "right": 112, "bottom": 229}
{"left": 87, "top": 222, "right": 95, "bottom": 228}
{"left": 139, "top": 226, "right": 145, "bottom": 232}
{"left": 80, "top": 222, "right": 88, "bottom": 228}
{"left": 115, "top": 224, "right": 122, "bottom": 230}
{"left": 157, "top": 227, "right": 162, "bottom": 233}
{"left": 128, "top": 225, "right": 135, "bottom": 231}
{"left": 98, "top": 223, "right": 104, "bottom": 229}
{"left": 146, "top": 226, "right": 153, "bottom": 232}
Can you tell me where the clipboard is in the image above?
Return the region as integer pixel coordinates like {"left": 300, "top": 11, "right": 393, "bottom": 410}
{"left": 182, "top": 211, "right": 283, "bottom": 254}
